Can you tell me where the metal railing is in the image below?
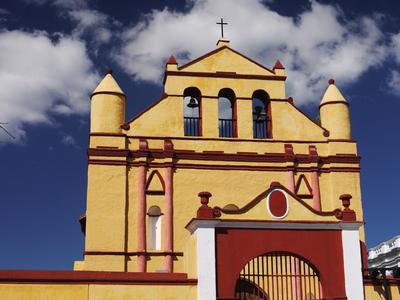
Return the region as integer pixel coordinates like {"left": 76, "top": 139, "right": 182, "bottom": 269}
{"left": 219, "top": 118, "right": 234, "bottom": 137}
{"left": 235, "top": 252, "right": 322, "bottom": 300}
{"left": 184, "top": 117, "right": 200, "bottom": 136}
{"left": 253, "top": 119, "right": 268, "bottom": 139}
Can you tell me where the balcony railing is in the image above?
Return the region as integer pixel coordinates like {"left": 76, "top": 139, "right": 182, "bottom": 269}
{"left": 219, "top": 118, "right": 234, "bottom": 137}
{"left": 253, "top": 119, "right": 268, "bottom": 138}
{"left": 184, "top": 117, "right": 200, "bottom": 136}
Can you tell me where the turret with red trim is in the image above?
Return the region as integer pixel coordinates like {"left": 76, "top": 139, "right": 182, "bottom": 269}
{"left": 319, "top": 79, "right": 351, "bottom": 139}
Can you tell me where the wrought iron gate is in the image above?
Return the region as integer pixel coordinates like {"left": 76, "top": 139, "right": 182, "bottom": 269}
{"left": 235, "top": 252, "right": 322, "bottom": 300}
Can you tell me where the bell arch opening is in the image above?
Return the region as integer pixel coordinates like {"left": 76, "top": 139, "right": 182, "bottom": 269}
{"left": 235, "top": 251, "right": 322, "bottom": 300}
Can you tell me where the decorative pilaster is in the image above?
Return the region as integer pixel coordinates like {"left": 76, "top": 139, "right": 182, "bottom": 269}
{"left": 137, "top": 163, "right": 147, "bottom": 272}
{"left": 309, "top": 146, "right": 321, "bottom": 211}
{"left": 164, "top": 140, "right": 174, "bottom": 272}
{"left": 285, "top": 144, "right": 295, "bottom": 192}
{"left": 137, "top": 139, "right": 148, "bottom": 272}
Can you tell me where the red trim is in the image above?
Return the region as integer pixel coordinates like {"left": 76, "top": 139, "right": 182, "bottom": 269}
{"left": 319, "top": 100, "right": 349, "bottom": 109}
{"left": 91, "top": 91, "right": 125, "bottom": 100}
{"left": 294, "top": 174, "right": 313, "bottom": 198}
{"left": 88, "top": 159, "right": 360, "bottom": 173}
{"left": 0, "top": 270, "right": 196, "bottom": 285}
{"left": 88, "top": 147, "right": 361, "bottom": 164}
{"left": 90, "top": 132, "right": 126, "bottom": 137}
{"left": 177, "top": 45, "right": 275, "bottom": 74}
{"left": 145, "top": 170, "right": 166, "bottom": 194}
{"left": 124, "top": 134, "right": 352, "bottom": 144}
{"left": 213, "top": 182, "right": 343, "bottom": 219}
{"left": 164, "top": 70, "right": 286, "bottom": 83}
{"left": 84, "top": 251, "right": 183, "bottom": 257}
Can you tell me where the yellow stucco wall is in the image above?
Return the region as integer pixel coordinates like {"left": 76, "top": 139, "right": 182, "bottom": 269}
{"left": 0, "top": 284, "right": 196, "bottom": 300}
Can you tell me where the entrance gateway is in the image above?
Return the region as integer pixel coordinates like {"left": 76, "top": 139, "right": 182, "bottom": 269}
{"left": 187, "top": 184, "right": 364, "bottom": 300}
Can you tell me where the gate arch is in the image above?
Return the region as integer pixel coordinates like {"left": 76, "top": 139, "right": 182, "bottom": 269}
{"left": 235, "top": 251, "right": 322, "bottom": 300}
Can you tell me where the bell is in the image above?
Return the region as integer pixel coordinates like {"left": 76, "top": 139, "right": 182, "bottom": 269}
{"left": 187, "top": 97, "right": 199, "bottom": 108}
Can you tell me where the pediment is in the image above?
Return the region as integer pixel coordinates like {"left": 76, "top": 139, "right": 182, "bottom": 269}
{"left": 212, "top": 182, "right": 341, "bottom": 222}
{"left": 179, "top": 46, "right": 276, "bottom": 76}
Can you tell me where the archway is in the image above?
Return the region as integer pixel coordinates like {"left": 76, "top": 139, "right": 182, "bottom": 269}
{"left": 235, "top": 252, "right": 322, "bottom": 300}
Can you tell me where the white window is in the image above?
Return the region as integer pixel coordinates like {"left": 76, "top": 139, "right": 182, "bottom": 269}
{"left": 147, "top": 206, "right": 162, "bottom": 250}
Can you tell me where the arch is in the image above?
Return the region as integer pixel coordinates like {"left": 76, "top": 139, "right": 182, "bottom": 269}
{"left": 145, "top": 170, "right": 165, "bottom": 195}
{"left": 235, "top": 251, "right": 322, "bottom": 300}
{"left": 147, "top": 205, "right": 162, "bottom": 217}
{"left": 147, "top": 205, "right": 162, "bottom": 250}
{"left": 252, "top": 90, "right": 270, "bottom": 139}
{"left": 295, "top": 174, "right": 313, "bottom": 199}
{"left": 218, "top": 88, "right": 236, "bottom": 137}
{"left": 183, "top": 87, "right": 202, "bottom": 136}
{"left": 223, "top": 204, "right": 239, "bottom": 211}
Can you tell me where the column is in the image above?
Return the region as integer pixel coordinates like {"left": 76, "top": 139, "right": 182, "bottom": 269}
{"left": 341, "top": 224, "right": 364, "bottom": 299}
{"left": 137, "top": 163, "right": 147, "bottom": 272}
{"left": 164, "top": 165, "right": 174, "bottom": 272}
{"left": 311, "top": 170, "right": 321, "bottom": 211}
{"left": 196, "top": 227, "right": 217, "bottom": 300}
{"left": 287, "top": 169, "right": 295, "bottom": 193}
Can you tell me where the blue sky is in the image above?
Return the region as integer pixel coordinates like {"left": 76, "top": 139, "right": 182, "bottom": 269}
{"left": 0, "top": 0, "right": 399, "bottom": 270}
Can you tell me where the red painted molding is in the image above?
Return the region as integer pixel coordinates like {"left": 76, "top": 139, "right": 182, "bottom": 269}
{"left": 177, "top": 45, "right": 275, "bottom": 74}
{"left": 88, "top": 146, "right": 361, "bottom": 165}
{"left": 212, "top": 182, "right": 343, "bottom": 219}
{"left": 0, "top": 270, "right": 196, "bottom": 286}
{"left": 165, "top": 70, "right": 286, "bottom": 83}
{"left": 84, "top": 251, "right": 183, "bottom": 257}
{"left": 126, "top": 135, "right": 337, "bottom": 144}
{"left": 91, "top": 91, "right": 125, "bottom": 100}
{"left": 90, "top": 132, "right": 126, "bottom": 137}
{"left": 294, "top": 174, "right": 314, "bottom": 198}
{"left": 145, "top": 170, "right": 166, "bottom": 194}
{"left": 88, "top": 159, "right": 360, "bottom": 173}
{"left": 319, "top": 100, "right": 349, "bottom": 109}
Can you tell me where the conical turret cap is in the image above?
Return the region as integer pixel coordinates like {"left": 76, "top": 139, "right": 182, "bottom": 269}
{"left": 320, "top": 79, "right": 347, "bottom": 105}
{"left": 91, "top": 71, "right": 125, "bottom": 98}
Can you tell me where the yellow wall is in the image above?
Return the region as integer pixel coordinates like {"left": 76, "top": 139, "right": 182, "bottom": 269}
{"left": 0, "top": 284, "right": 196, "bottom": 300}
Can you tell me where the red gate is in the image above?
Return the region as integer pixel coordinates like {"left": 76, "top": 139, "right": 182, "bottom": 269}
{"left": 235, "top": 252, "right": 322, "bottom": 300}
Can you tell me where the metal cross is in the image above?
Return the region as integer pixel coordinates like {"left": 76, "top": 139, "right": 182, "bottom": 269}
{"left": 216, "top": 18, "right": 228, "bottom": 38}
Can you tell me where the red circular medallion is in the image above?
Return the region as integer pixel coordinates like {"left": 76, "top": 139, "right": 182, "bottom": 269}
{"left": 268, "top": 190, "right": 288, "bottom": 218}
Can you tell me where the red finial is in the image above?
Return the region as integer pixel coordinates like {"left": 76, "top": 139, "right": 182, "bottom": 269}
{"left": 198, "top": 191, "right": 212, "bottom": 205}
{"left": 328, "top": 79, "right": 335, "bottom": 85}
{"left": 167, "top": 55, "right": 177, "bottom": 64}
{"left": 339, "top": 194, "right": 352, "bottom": 208}
{"left": 287, "top": 97, "right": 293, "bottom": 104}
{"left": 273, "top": 59, "right": 285, "bottom": 69}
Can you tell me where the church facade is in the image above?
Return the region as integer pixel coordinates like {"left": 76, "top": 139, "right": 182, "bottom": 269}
{"left": 0, "top": 38, "right": 399, "bottom": 299}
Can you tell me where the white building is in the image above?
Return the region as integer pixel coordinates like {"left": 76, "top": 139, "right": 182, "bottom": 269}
{"left": 368, "top": 235, "right": 400, "bottom": 269}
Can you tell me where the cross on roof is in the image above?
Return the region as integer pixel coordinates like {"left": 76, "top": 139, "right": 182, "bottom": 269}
{"left": 216, "top": 18, "right": 228, "bottom": 38}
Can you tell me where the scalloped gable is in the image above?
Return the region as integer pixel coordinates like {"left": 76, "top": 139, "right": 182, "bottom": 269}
{"left": 178, "top": 46, "right": 276, "bottom": 76}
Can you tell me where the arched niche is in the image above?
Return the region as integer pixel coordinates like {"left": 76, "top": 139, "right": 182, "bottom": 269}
{"left": 183, "top": 87, "right": 202, "bottom": 136}
{"left": 252, "top": 90, "right": 270, "bottom": 138}
{"left": 218, "top": 88, "right": 236, "bottom": 137}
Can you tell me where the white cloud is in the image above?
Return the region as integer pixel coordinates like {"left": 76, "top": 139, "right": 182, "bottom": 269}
{"left": 387, "top": 70, "right": 400, "bottom": 95}
{"left": 22, "top": 0, "right": 86, "bottom": 9}
{"left": 68, "top": 9, "right": 115, "bottom": 45}
{"left": 61, "top": 134, "right": 78, "bottom": 147}
{"left": 0, "top": 30, "right": 99, "bottom": 143}
{"left": 115, "top": 0, "right": 388, "bottom": 104}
